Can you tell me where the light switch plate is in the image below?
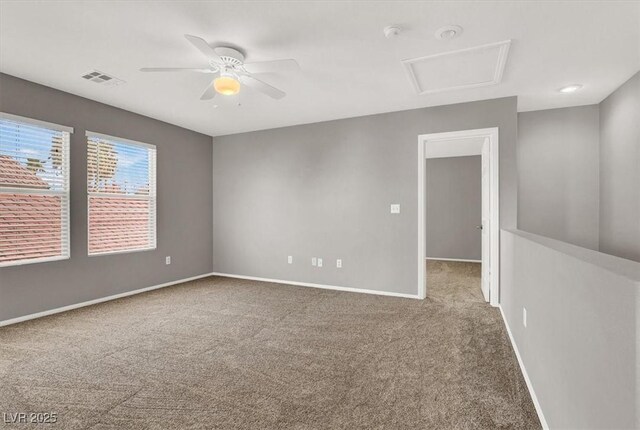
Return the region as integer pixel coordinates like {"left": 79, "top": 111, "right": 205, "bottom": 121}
{"left": 165, "top": 256, "right": 171, "bottom": 265}
{"left": 336, "top": 259, "right": 342, "bottom": 268}
{"left": 390, "top": 204, "right": 400, "bottom": 214}
{"left": 317, "top": 258, "right": 323, "bottom": 267}
{"left": 312, "top": 257, "right": 317, "bottom": 266}
{"left": 288, "top": 256, "right": 293, "bottom": 264}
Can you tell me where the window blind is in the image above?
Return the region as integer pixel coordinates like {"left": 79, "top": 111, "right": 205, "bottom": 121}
{"left": 87, "top": 132, "right": 156, "bottom": 255}
{"left": 0, "top": 113, "right": 71, "bottom": 267}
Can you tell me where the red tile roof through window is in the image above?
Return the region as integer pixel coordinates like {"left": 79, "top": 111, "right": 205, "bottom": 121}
{"left": 0, "top": 156, "right": 151, "bottom": 262}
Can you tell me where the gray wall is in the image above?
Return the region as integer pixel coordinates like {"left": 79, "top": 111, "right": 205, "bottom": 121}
{"left": 599, "top": 71, "right": 640, "bottom": 262}
{"left": 501, "top": 229, "right": 640, "bottom": 429}
{"left": 212, "top": 97, "right": 517, "bottom": 295}
{"left": 426, "top": 156, "right": 481, "bottom": 261}
{"left": 0, "top": 73, "right": 213, "bottom": 322}
{"left": 517, "top": 105, "right": 600, "bottom": 250}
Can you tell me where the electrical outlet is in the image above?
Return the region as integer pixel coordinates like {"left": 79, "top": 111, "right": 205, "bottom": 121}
{"left": 523, "top": 307, "right": 527, "bottom": 328}
{"left": 165, "top": 256, "right": 171, "bottom": 265}
{"left": 312, "top": 257, "right": 317, "bottom": 266}
{"left": 317, "top": 258, "right": 323, "bottom": 267}
{"left": 288, "top": 256, "right": 293, "bottom": 264}
{"left": 390, "top": 204, "right": 400, "bottom": 214}
{"left": 336, "top": 259, "right": 342, "bottom": 268}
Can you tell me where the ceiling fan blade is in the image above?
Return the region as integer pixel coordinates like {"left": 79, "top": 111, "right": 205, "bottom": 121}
{"left": 140, "top": 67, "right": 215, "bottom": 73}
{"left": 184, "top": 34, "right": 223, "bottom": 64}
{"left": 238, "top": 74, "right": 286, "bottom": 99}
{"left": 200, "top": 78, "right": 217, "bottom": 100}
{"left": 242, "top": 59, "right": 299, "bottom": 74}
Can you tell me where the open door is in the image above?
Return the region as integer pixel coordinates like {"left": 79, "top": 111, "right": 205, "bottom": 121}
{"left": 480, "top": 138, "right": 490, "bottom": 302}
{"left": 418, "top": 128, "right": 499, "bottom": 304}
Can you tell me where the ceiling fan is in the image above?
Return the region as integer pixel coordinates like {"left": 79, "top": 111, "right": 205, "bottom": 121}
{"left": 140, "top": 34, "right": 299, "bottom": 100}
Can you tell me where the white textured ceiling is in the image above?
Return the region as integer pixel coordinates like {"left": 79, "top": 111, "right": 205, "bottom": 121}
{"left": 1, "top": 1, "right": 639, "bottom": 137}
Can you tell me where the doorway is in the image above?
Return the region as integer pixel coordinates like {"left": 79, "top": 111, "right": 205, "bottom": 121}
{"left": 417, "top": 128, "right": 499, "bottom": 306}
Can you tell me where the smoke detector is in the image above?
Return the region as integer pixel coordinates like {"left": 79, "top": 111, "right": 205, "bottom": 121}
{"left": 435, "top": 25, "right": 463, "bottom": 40}
{"left": 384, "top": 26, "right": 402, "bottom": 39}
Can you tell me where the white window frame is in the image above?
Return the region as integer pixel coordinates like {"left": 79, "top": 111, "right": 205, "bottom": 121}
{"left": 0, "top": 112, "right": 73, "bottom": 267}
{"left": 86, "top": 131, "right": 157, "bottom": 256}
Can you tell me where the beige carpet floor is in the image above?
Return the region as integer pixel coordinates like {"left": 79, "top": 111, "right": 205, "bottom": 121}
{"left": 0, "top": 261, "right": 540, "bottom": 429}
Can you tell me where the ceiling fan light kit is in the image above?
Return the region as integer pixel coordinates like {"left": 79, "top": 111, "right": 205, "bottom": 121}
{"left": 140, "top": 34, "right": 298, "bottom": 101}
{"left": 214, "top": 74, "right": 241, "bottom": 95}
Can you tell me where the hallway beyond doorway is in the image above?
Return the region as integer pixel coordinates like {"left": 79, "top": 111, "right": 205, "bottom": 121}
{"left": 426, "top": 259, "right": 484, "bottom": 303}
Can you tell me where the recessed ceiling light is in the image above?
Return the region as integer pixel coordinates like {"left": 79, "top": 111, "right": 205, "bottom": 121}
{"left": 435, "top": 25, "right": 463, "bottom": 40}
{"left": 559, "top": 84, "right": 583, "bottom": 93}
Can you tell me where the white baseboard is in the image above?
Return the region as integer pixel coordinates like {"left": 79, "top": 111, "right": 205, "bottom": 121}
{"left": 210, "top": 272, "right": 421, "bottom": 299}
{"left": 426, "top": 257, "right": 482, "bottom": 263}
{"left": 498, "top": 306, "right": 549, "bottom": 429}
{"left": 0, "top": 272, "right": 215, "bottom": 327}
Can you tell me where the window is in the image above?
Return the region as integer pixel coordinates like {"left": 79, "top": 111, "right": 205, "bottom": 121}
{"left": 87, "top": 132, "right": 156, "bottom": 255}
{"left": 0, "top": 113, "right": 72, "bottom": 266}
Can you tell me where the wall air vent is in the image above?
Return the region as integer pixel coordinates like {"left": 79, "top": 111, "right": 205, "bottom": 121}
{"left": 81, "top": 70, "right": 125, "bottom": 86}
{"left": 402, "top": 40, "right": 511, "bottom": 95}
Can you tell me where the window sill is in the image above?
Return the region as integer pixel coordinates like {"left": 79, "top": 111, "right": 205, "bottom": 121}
{"left": 0, "top": 255, "right": 69, "bottom": 268}
{"left": 87, "top": 246, "right": 157, "bottom": 258}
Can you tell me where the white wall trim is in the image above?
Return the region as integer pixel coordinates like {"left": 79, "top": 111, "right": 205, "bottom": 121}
{"left": 211, "top": 272, "right": 421, "bottom": 299}
{"left": 425, "top": 136, "right": 485, "bottom": 159}
{"left": 417, "top": 133, "right": 426, "bottom": 299}
{"left": 426, "top": 257, "right": 482, "bottom": 263}
{"left": 499, "top": 305, "right": 549, "bottom": 429}
{"left": 0, "top": 272, "right": 214, "bottom": 327}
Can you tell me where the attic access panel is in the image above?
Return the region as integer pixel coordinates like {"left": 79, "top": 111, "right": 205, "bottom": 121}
{"left": 403, "top": 40, "right": 511, "bottom": 95}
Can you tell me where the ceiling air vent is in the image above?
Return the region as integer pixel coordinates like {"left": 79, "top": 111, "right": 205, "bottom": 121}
{"left": 81, "top": 70, "right": 125, "bottom": 86}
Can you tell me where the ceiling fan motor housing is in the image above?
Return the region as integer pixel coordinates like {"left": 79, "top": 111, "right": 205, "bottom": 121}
{"left": 214, "top": 47, "right": 245, "bottom": 66}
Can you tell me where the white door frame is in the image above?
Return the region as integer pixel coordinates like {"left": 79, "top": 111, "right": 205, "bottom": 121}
{"left": 417, "top": 127, "right": 500, "bottom": 306}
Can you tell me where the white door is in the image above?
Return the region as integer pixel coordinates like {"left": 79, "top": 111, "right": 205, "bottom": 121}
{"left": 480, "top": 138, "right": 490, "bottom": 302}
